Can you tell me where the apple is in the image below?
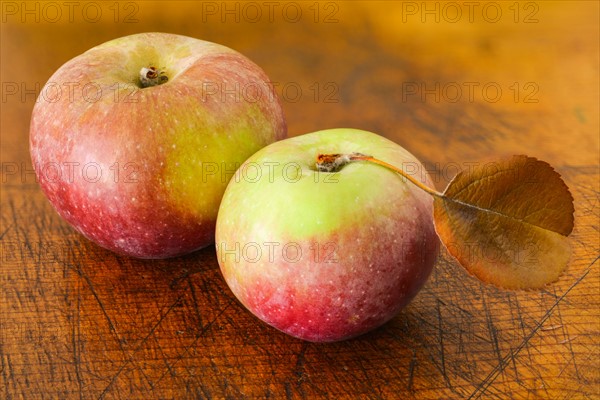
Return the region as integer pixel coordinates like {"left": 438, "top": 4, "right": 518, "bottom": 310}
{"left": 215, "top": 128, "right": 439, "bottom": 342}
{"left": 30, "top": 32, "right": 286, "bottom": 258}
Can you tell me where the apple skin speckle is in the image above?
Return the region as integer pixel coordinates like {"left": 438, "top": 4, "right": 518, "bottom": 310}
{"left": 29, "top": 33, "right": 286, "bottom": 258}
{"left": 234, "top": 226, "right": 437, "bottom": 342}
{"left": 216, "top": 129, "right": 439, "bottom": 342}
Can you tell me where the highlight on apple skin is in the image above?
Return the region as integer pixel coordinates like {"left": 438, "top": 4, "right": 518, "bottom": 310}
{"left": 215, "top": 129, "right": 439, "bottom": 342}
{"left": 30, "top": 32, "right": 286, "bottom": 259}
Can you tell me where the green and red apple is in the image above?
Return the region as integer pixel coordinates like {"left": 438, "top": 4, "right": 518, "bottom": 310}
{"left": 216, "top": 129, "right": 439, "bottom": 342}
{"left": 30, "top": 32, "right": 286, "bottom": 258}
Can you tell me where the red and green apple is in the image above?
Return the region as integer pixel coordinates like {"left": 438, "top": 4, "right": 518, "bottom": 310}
{"left": 215, "top": 129, "right": 439, "bottom": 342}
{"left": 30, "top": 32, "right": 286, "bottom": 258}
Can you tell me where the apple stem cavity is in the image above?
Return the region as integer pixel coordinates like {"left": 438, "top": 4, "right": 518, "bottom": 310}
{"left": 139, "top": 66, "right": 168, "bottom": 88}
{"left": 316, "top": 153, "right": 442, "bottom": 197}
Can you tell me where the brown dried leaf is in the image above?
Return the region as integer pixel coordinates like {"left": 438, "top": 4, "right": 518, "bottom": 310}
{"left": 433, "top": 155, "right": 574, "bottom": 290}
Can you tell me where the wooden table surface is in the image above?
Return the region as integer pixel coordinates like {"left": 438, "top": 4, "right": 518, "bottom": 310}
{"left": 1, "top": 1, "right": 598, "bottom": 399}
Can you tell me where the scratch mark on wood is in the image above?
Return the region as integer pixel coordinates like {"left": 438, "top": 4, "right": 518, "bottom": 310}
{"left": 554, "top": 285, "right": 583, "bottom": 381}
{"left": 153, "top": 298, "right": 235, "bottom": 386}
{"left": 468, "top": 262, "right": 594, "bottom": 399}
{"left": 1, "top": 352, "right": 13, "bottom": 400}
{"left": 293, "top": 343, "right": 307, "bottom": 373}
{"left": 558, "top": 335, "right": 579, "bottom": 345}
{"left": 481, "top": 288, "right": 503, "bottom": 367}
{"left": 514, "top": 295, "right": 536, "bottom": 385}
{"left": 506, "top": 295, "right": 522, "bottom": 385}
{"left": 284, "top": 381, "right": 293, "bottom": 399}
{"left": 0, "top": 223, "right": 14, "bottom": 240}
{"left": 70, "top": 276, "right": 83, "bottom": 400}
{"left": 72, "top": 263, "right": 128, "bottom": 357}
{"left": 151, "top": 338, "right": 177, "bottom": 382}
{"left": 436, "top": 299, "right": 451, "bottom": 389}
{"left": 188, "top": 277, "right": 204, "bottom": 330}
{"left": 98, "top": 296, "right": 183, "bottom": 399}
{"left": 407, "top": 349, "right": 417, "bottom": 391}
{"left": 540, "top": 324, "right": 564, "bottom": 331}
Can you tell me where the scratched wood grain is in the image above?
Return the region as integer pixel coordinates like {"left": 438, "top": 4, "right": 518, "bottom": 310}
{"left": 1, "top": 1, "right": 598, "bottom": 399}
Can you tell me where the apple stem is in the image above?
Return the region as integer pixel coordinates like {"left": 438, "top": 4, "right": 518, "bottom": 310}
{"left": 316, "top": 153, "right": 443, "bottom": 197}
{"left": 139, "top": 66, "right": 168, "bottom": 88}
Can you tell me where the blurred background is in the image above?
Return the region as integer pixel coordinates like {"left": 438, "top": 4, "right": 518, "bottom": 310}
{"left": 3, "top": 1, "right": 598, "bottom": 168}
{"left": 1, "top": 1, "right": 598, "bottom": 399}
